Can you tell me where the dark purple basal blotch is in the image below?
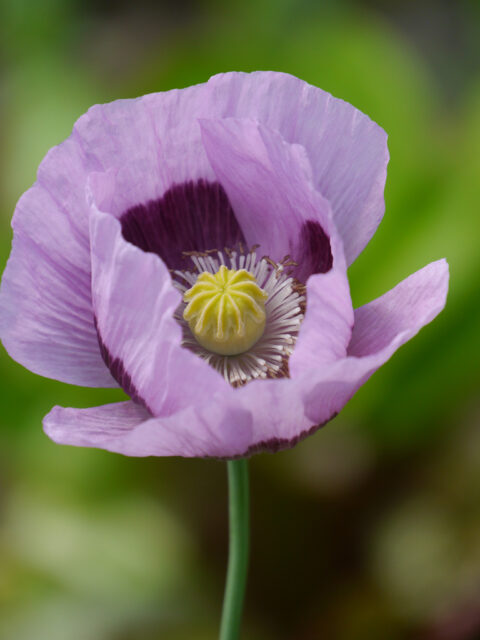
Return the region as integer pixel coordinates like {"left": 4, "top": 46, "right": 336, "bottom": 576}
{"left": 0, "top": 72, "right": 448, "bottom": 458}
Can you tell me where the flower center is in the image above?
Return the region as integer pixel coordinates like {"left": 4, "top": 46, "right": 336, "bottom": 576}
{"left": 172, "top": 247, "right": 305, "bottom": 386}
{"left": 183, "top": 265, "right": 268, "bottom": 356}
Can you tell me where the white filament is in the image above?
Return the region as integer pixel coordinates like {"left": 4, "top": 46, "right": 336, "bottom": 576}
{"left": 172, "top": 249, "right": 305, "bottom": 386}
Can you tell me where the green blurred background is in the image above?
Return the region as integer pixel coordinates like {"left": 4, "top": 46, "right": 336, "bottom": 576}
{"left": 0, "top": 0, "right": 479, "bottom": 638}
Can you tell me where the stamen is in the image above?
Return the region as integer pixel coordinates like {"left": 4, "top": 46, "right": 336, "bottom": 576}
{"left": 172, "top": 248, "right": 306, "bottom": 386}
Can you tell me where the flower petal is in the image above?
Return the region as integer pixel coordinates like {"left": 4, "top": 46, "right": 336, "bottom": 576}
{"left": 119, "top": 180, "right": 246, "bottom": 271}
{"left": 76, "top": 71, "right": 388, "bottom": 263}
{"left": 200, "top": 117, "right": 355, "bottom": 364}
{"left": 289, "top": 267, "right": 354, "bottom": 373}
{"left": 347, "top": 259, "right": 449, "bottom": 358}
{"left": 200, "top": 117, "right": 336, "bottom": 282}
{"left": 89, "top": 196, "right": 229, "bottom": 417}
{"left": 75, "top": 90, "right": 215, "bottom": 211}
{"left": 205, "top": 71, "right": 388, "bottom": 264}
{"left": 233, "top": 259, "right": 449, "bottom": 455}
{"left": 44, "top": 401, "right": 151, "bottom": 449}
{"left": 0, "top": 142, "right": 114, "bottom": 386}
{"left": 44, "top": 400, "right": 253, "bottom": 458}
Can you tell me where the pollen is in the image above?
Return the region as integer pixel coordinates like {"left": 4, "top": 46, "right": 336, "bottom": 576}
{"left": 183, "top": 265, "right": 268, "bottom": 356}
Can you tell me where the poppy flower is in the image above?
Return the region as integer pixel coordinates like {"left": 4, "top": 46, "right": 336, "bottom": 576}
{"left": 0, "top": 72, "right": 448, "bottom": 458}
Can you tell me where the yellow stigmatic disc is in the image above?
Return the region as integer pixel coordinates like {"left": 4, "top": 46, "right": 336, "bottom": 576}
{"left": 183, "top": 265, "right": 268, "bottom": 356}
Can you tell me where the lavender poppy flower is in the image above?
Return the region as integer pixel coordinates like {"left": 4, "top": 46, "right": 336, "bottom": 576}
{"left": 0, "top": 72, "right": 448, "bottom": 458}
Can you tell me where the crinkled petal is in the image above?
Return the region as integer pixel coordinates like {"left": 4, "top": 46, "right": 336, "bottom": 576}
{"left": 347, "top": 259, "right": 449, "bottom": 358}
{"left": 237, "top": 259, "right": 449, "bottom": 454}
{"left": 44, "top": 399, "right": 253, "bottom": 458}
{"left": 74, "top": 93, "right": 214, "bottom": 214}
{"left": 44, "top": 401, "right": 151, "bottom": 448}
{"left": 75, "top": 71, "right": 387, "bottom": 260}
{"left": 200, "top": 117, "right": 336, "bottom": 281}
{"left": 203, "top": 72, "right": 388, "bottom": 264}
{"left": 289, "top": 267, "right": 354, "bottom": 373}
{"left": 89, "top": 191, "right": 229, "bottom": 417}
{"left": 0, "top": 162, "right": 114, "bottom": 386}
{"left": 200, "top": 116, "right": 354, "bottom": 364}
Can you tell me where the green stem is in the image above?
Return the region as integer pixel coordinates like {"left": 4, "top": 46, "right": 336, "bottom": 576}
{"left": 219, "top": 458, "right": 250, "bottom": 640}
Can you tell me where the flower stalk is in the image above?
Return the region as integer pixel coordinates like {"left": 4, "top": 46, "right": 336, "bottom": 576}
{"left": 219, "top": 458, "right": 250, "bottom": 640}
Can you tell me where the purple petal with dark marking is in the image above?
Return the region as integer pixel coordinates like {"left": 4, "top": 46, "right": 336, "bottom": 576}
{"left": 94, "top": 317, "right": 150, "bottom": 412}
{"left": 200, "top": 117, "right": 337, "bottom": 282}
{"left": 0, "top": 156, "right": 114, "bottom": 387}
{"left": 89, "top": 185, "right": 228, "bottom": 418}
{"left": 300, "top": 220, "right": 333, "bottom": 275}
{"left": 120, "top": 180, "right": 246, "bottom": 270}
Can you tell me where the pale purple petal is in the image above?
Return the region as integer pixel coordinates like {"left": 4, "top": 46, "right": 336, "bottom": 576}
{"left": 347, "top": 259, "right": 449, "bottom": 358}
{"left": 199, "top": 117, "right": 336, "bottom": 281}
{"left": 199, "top": 116, "right": 354, "bottom": 365}
{"left": 0, "top": 84, "right": 213, "bottom": 387}
{"left": 232, "top": 259, "right": 449, "bottom": 455}
{"left": 44, "top": 399, "right": 253, "bottom": 458}
{"left": 75, "top": 91, "right": 215, "bottom": 213}
{"left": 89, "top": 193, "right": 229, "bottom": 417}
{"left": 204, "top": 72, "right": 388, "bottom": 264}
{"left": 44, "top": 401, "right": 151, "bottom": 448}
{"left": 76, "top": 72, "right": 387, "bottom": 261}
{"left": 0, "top": 156, "right": 114, "bottom": 386}
{"left": 289, "top": 267, "right": 354, "bottom": 374}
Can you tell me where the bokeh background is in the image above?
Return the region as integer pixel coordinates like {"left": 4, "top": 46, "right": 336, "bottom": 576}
{"left": 0, "top": 0, "right": 479, "bottom": 638}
